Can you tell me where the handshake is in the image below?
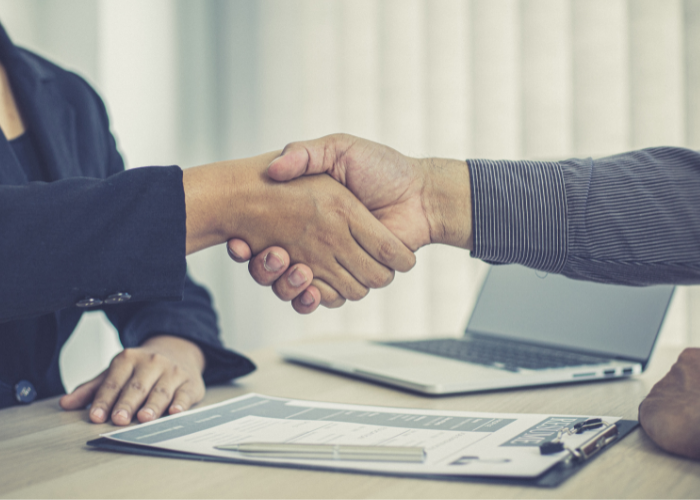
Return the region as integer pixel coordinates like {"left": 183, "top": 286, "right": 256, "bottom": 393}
{"left": 183, "top": 133, "right": 473, "bottom": 313}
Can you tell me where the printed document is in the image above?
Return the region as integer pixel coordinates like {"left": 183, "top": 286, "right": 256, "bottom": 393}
{"left": 100, "top": 393, "right": 620, "bottom": 478}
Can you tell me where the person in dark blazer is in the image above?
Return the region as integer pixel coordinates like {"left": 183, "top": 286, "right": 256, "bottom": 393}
{"left": 0, "top": 22, "right": 415, "bottom": 425}
{"left": 0, "top": 21, "right": 253, "bottom": 422}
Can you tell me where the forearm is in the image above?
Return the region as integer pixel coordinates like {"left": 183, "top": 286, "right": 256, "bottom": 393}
{"left": 0, "top": 167, "right": 186, "bottom": 322}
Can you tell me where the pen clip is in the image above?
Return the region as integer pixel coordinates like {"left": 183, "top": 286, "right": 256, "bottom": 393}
{"left": 570, "top": 423, "right": 618, "bottom": 461}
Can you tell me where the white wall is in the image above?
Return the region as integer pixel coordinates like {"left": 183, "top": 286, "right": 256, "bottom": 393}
{"left": 0, "top": 0, "right": 697, "bottom": 392}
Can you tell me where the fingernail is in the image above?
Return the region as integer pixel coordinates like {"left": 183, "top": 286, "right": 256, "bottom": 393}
{"left": 300, "top": 290, "right": 315, "bottom": 306}
{"left": 170, "top": 404, "right": 184, "bottom": 414}
{"left": 264, "top": 252, "right": 284, "bottom": 272}
{"left": 140, "top": 408, "right": 155, "bottom": 420}
{"left": 227, "top": 245, "right": 241, "bottom": 260}
{"left": 113, "top": 409, "right": 128, "bottom": 422}
{"left": 288, "top": 267, "right": 308, "bottom": 287}
{"left": 91, "top": 408, "right": 105, "bottom": 421}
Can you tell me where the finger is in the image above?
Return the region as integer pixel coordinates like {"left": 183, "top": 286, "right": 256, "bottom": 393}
{"left": 89, "top": 351, "right": 137, "bottom": 424}
{"left": 291, "top": 285, "right": 322, "bottom": 314}
{"left": 271, "top": 263, "right": 314, "bottom": 301}
{"left": 110, "top": 355, "right": 169, "bottom": 426}
{"left": 266, "top": 134, "right": 357, "bottom": 181}
{"left": 227, "top": 239, "right": 252, "bottom": 262}
{"left": 267, "top": 146, "right": 310, "bottom": 181}
{"left": 168, "top": 379, "right": 205, "bottom": 415}
{"left": 248, "top": 247, "right": 292, "bottom": 286}
{"left": 59, "top": 370, "right": 107, "bottom": 411}
{"left": 311, "top": 278, "right": 347, "bottom": 309}
{"left": 136, "top": 366, "right": 190, "bottom": 423}
{"left": 348, "top": 203, "right": 416, "bottom": 273}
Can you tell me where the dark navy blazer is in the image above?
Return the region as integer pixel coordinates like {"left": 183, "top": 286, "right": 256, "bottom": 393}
{"left": 0, "top": 24, "right": 254, "bottom": 409}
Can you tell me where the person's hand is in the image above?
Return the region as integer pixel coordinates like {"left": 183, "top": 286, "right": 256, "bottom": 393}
{"left": 59, "top": 335, "right": 206, "bottom": 425}
{"left": 185, "top": 151, "right": 415, "bottom": 310}
{"left": 638, "top": 347, "right": 700, "bottom": 460}
{"left": 228, "top": 134, "right": 472, "bottom": 300}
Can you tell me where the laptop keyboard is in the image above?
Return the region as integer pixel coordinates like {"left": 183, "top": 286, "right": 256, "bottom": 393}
{"left": 380, "top": 337, "right": 611, "bottom": 372}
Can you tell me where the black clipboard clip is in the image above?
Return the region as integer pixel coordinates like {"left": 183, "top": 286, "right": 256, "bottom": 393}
{"left": 539, "top": 419, "right": 619, "bottom": 462}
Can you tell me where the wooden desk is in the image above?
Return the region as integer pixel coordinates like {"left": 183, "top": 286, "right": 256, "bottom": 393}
{"left": 1, "top": 343, "right": 699, "bottom": 499}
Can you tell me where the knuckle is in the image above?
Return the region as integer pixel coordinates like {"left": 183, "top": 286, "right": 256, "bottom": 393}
{"left": 148, "top": 352, "right": 170, "bottom": 369}
{"left": 120, "top": 348, "right": 139, "bottom": 361}
{"left": 152, "top": 385, "right": 172, "bottom": 400}
{"left": 100, "top": 379, "right": 121, "bottom": 392}
{"left": 128, "top": 380, "right": 147, "bottom": 395}
{"left": 377, "top": 241, "right": 398, "bottom": 264}
{"left": 368, "top": 268, "right": 394, "bottom": 289}
{"left": 347, "top": 285, "right": 369, "bottom": 301}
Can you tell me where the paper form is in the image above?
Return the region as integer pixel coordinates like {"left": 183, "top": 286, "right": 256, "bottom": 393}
{"left": 100, "top": 393, "right": 620, "bottom": 478}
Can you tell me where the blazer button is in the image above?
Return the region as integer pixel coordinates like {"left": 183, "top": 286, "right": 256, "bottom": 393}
{"left": 76, "top": 297, "right": 103, "bottom": 307}
{"left": 15, "top": 380, "right": 37, "bottom": 404}
{"left": 104, "top": 292, "right": 132, "bottom": 305}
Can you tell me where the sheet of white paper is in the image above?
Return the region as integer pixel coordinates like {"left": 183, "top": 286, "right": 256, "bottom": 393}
{"left": 101, "top": 393, "right": 620, "bottom": 478}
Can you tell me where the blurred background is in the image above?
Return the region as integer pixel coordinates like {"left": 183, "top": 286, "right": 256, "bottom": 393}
{"left": 0, "top": 0, "right": 697, "bottom": 391}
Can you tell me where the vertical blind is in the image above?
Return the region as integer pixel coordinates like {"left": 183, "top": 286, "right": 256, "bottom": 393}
{"left": 0, "top": 0, "right": 697, "bottom": 391}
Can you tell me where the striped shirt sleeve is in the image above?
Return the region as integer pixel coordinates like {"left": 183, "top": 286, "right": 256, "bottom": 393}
{"left": 468, "top": 147, "right": 700, "bottom": 286}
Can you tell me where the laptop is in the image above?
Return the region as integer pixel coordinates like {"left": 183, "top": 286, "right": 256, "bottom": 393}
{"left": 279, "top": 264, "right": 675, "bottom": 395}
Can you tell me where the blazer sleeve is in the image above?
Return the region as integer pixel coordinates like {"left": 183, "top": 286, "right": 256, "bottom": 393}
{"left": 0, "top": 166, "right": 188, "bottom": 323}
{"left": 468, "top": 146, "right": 700, "bottom": 286}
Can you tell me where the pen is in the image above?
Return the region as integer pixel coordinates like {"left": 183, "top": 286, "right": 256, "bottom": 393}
{"left": 214, "top": 442, "right": 426, "bottom": 463}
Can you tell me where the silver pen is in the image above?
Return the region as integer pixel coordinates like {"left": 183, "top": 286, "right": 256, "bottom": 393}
{"left": 214, "top": 442, "right": 426, "bottom": 463}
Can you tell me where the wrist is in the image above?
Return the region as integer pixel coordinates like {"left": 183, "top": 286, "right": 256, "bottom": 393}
{"left": 417, "top": 157, "right": 473, "bottom": 249}
{"left": 183, "top": 151, "right": 281, "bottom": 255}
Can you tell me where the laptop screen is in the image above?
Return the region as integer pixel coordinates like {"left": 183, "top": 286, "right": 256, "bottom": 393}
{"left": 466, "top": 265, "right": 675, "bottom": 362}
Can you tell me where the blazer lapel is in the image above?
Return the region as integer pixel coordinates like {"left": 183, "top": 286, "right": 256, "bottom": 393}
{"left": 0, "top": 25, "right": 27, "bottom": 185}
{"left": 9, "top": 53, "right": 79, "bottom": 182}
{"left": 0, "top": 132, "right": 27, "bottom": 185}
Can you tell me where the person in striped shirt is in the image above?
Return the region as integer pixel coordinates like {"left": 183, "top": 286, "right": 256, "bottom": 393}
{"left": 229, "top": 133, "right": 700, "bottom": 461}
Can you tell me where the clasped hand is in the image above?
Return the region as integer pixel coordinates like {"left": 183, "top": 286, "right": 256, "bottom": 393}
{"left": 228, "top": 134, "right": 471, "bottom": 313}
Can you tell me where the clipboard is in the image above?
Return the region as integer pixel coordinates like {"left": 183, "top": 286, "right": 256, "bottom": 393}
{"left": 85, "top": 394, "right": 638, "bottom": 488}
{"left": 87, "top": 419, "right": 636, "bottom": 487}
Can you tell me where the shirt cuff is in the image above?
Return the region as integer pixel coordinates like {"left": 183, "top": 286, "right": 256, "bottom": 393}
{"left": 468, "top": 158, "right": 568, "bottom": 273}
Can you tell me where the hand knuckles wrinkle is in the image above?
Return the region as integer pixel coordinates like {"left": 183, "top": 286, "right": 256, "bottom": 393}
{"left": 128, "top": 380, "right": 147, "bottom": 394}
{"left": 368, "top": 269, "right": 393, "bottom": 289}
{"left": 100, "top": 380, "right": 121, "bottom": 392}
{"left": 354, "top": 287, "right": 370, "bottom": 300}
{"left": 153, "top": 386, "right": 172, "bottom": 399}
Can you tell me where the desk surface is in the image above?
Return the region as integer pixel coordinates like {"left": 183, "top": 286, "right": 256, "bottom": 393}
{"left": 1, "top": 342, "right": 699, "bottom": 499}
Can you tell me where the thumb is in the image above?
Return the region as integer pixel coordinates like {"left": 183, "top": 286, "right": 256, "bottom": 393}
{"left": 267, "top": 145, "right": 312, "bottom": 181}
{"left": 59, "top": 370, "right": 107, "bottom": 410}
